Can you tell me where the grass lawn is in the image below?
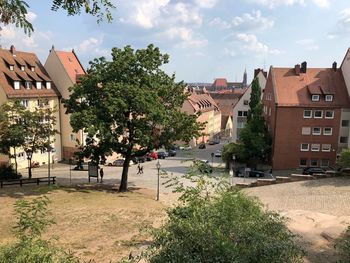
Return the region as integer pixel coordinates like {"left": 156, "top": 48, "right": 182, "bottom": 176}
{"left": 0, "top": 184, "right": 165, "bottom": 263}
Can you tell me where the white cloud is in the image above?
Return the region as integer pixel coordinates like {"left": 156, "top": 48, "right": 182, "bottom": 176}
{"left": 327, "top": 8, "right": 350, "bottom": 39}
{"left": 295, "top": 38, "right": 319, "bottom": 50}
{"left": 159, "top": 27, "right": 207, "bottom": 48}
{"left": 70, "top": 36, "right": 109, "bottom": 57}
{"left": 236, "top": 33, "right": 283, "bottom": 55}
{"left": 232, "top": 10, "right": 274, "bottom": 30}
{"left": 193, "top": 0, "right": 218, "bottom": 8}
{"left": 209, "top": 17, "right": 231, "bottom": 29}
{"left": 250, "top": 0, "right": 330, "bottom": 8}
{"left": 26, "top": 11, "right": 37, "bottom": 23}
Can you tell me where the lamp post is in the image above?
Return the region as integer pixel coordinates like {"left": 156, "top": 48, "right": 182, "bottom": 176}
{"left": 26, "top": 149, "right": 33, "bottom": 179}
{"left": 211, "top": 152, "right": 214, "bottom": 168}
{"left": 231, "top": 155, "right": 236, "bottom": 186}
{"left": 47, "top": 145, "right": 53, "bottom": 185}
{"left": 156, "top": 161, "right": 161, "bottom": 201}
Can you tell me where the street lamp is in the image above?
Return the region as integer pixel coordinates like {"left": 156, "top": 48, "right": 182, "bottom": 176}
{"left": 47, "top": 145, "right": 53, "bottom": 185}
{"left": 26, "top": 149, "right": 33, "bottom": 179}
{"left": 211, "top": 152, "right": 214, "bottom": 168}
{"left": 156, "top": 161, "right": 161, "bottom": 201}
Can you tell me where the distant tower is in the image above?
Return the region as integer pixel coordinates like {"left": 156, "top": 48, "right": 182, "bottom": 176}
{"left": 243, "top": 68, "right": 247, "bottom": 87}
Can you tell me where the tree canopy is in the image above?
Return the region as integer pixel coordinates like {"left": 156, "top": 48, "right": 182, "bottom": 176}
{"left": 64, "top": 44, "right": 203, "bottom": 192}
{"left": 0, "top": 0, "right": 115, "bottom": 35}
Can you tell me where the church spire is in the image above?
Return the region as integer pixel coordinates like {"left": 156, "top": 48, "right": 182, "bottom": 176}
{"left": 243, "top": 67, "right": 247, "bottom": 87}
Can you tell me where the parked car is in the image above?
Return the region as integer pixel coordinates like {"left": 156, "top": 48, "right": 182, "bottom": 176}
{"left": 147, "top": 152, "right": 158, "bottom": 160}
{"left": 302, "top": 167, "right": 326, "bottom": 175}
{"left": 107, "top": 159, "right": 134, "bottom": 167}
{"left": 168, "top": 149, "right": 177, "bottom": 157}
{"left": 214, "top": 150, "right": 222, "bottom": 157}
{"left": 235, "top": 168, "right": 265, "bottom": 178}
{"left": 194, "top": 159, "right": 212, "bottom": 174}
{"left": 157, "top": 151, "right": 169, "bottom": 159}
{"left": 198, "top": 143, "right": 206, "bottom": 149}
{"left": 208, "top": 140, "right": 216, "bottom": 145}
{"left": 214, "top": 139, "right": 220, "bottom": 144}
{"left": 131, "top": 155, "right": 146, "bottom": 164}
{"left": 180, "top": 145, "right": 192, "bottom": 150}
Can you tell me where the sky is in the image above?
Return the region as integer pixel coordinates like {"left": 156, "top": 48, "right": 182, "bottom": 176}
{"left": 0, "top": 0, "right": 350, "bottom": 83}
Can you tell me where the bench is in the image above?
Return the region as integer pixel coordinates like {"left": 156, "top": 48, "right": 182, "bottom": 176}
{"left": 0, "top": 176, "right": 56, "bottom": 188}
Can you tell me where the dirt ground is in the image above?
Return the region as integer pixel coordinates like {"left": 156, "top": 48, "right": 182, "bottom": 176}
{"left": 0, "top": 184, "right": 165, "bottom": 263}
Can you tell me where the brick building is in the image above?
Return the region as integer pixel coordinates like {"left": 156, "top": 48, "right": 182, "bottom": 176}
{"left": 263, "top": 62, "right": 350, "bottom": 170}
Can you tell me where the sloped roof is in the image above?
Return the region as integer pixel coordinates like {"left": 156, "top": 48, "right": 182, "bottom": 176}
{"left": 210, "top": 93, "right": 242, "bottom": 116}
{"left": 272, "top": 67, "right": 350, "bottom": 107}
{"left": 0, "top": 47, "right": 59, "bottom": 99}
{"left": 187, "top": 92, "right": 220, "bottom": 113}
{"left": 56, "top": 50, "right": 86, "bottom": 84}
{"left": 213, "top": 78, "right": 228, "bottom": 88}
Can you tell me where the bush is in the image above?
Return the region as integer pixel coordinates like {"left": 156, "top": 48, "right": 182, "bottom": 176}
{"left": 335, "top": 226, "right": 350, "bottom": 263}
{"left": 143, "top": 175, "right": 305, "bottom": 263}
{"left": 0, "top": 164, "right": 21, "bottom": 180}
{"left": 0, "top": 196, "right": 79, "bottom": 263}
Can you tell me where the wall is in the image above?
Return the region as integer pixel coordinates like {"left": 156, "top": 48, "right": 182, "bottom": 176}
{"left": 341, "top": 49, "right": 350, "bottom": 96}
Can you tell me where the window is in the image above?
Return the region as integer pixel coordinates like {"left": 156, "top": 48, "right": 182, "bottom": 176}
{"left": 304, "top": 110, "right": 312, "bottom": 118}
{"left": 9, "top": 65, "right": 14, "bottom": 71}
{"left": 21, "top": 65, "right": 25, "bottom": 71}
{"left": 302, "top": 127, "right": 311, "bottom": 135}
{"left": 325, "top": 95, "right": 333, "bottom": 102}
{"left": 323, "top": 127, "right": 332, "bottom": 135}
{"left": 18, "top": 152, "right": 25, "bottom": 160}
{"left": 322, "top": 144, "right": 331, "bottom": 152}
{"left": 21, "top": 100, "right": 28, "bottom": 108}
{"left": 325, "top": 110, "right": 334, "bottom": 119}
{"left": 300, "top": 159, "right": 307, "bottom": 166}
{"left": 243, "top": 100, "right": 249, "bottom": 105}
{"left": 312, "top": 127, "right": 321, "bottom": 135}
{"left": 31, "top": 66, "right": 35, "bottom": 72}
{"left": 342, "top": 120, "right": 349, "bottom": 127}
{"left": 36, "top": 81, "right": 42, "bottom": 89}
{"left": 25, "top": 81, "right": 32, "bottom": 89}
{"left": 46, "top": 81, "right": 51, "bottom": 89}
{"left": 321, "top": 159, "right": 330, "bottom": 167}
{"left": 311, "top": 144, "right": 320, "bottom": 152}
{"left": 312, "top": 95, "right": 320, "bottom": 101}
{"left": 310, "top": 159, "right": 318, "bottom": 167}
{"left": 14, "top": 81, "right": 20, "bottom": 90}
{"left": 237, "top": 122, "right": 245, "bottom": 128}
{"left": 268, "top": 107, "right": 271, "bottom": 116}
{"left": 238, "top": 111, "right": 243, "bottom": 117}
{"left": 40, "top": 149, "right": 46, "bottom": 154}
{"left": 300, "top": 143, "right": 309, "bottom": 151}
{"left": 243, "top": 111, "right": 248, "bottom": 117}
{"left": 70, "top": 134, "right": 76, "bottom": 142}
{"left": 314, "top": 110, "right": 323, "bottom": 118}
{"left": 340, "top": 136, "right": 348, "bottom": 144}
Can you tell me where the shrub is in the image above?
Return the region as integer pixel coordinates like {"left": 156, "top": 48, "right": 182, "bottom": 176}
{"left": 335, "top": 226, "right": 350, "bottom": 263}
{"left": 143, "top": 173, "right": 305, "bottom": 263}
{"left": 0, "top": 196, "right": 79, "bottom": 263}
{"left": 0, "top": 164, "right": 21, "bottom": 180}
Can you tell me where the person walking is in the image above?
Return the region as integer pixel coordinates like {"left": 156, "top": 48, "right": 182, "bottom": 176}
{"left": 100, "top": 168, "right": 104, "bottom": 183}
{"left": 137, "top": 164, "right": 142, "bottom": 174}
{"left": 140, "top": 165, "right": 144, "bottom": 174}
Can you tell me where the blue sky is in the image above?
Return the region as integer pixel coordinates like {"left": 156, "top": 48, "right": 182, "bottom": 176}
{"left": 1, "top": 0, "right": 350, "bottom": 83}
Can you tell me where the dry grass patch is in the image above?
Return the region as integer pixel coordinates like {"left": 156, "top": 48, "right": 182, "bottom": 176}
{"left": 0, "top": 184, "right": 165, "bottom": 263}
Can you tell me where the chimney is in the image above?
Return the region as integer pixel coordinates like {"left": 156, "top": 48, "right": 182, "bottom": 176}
{"left": 301, "top": 61, "right": 307, "bottom": 73}
{"left": 295, "top": 64, "right": 301, "bottom": 76}
{"left": 332, "top": 61, "right": 337, "bottom": 71}
{"left": 10, "top": 45, "right": 16, "bottom": 55}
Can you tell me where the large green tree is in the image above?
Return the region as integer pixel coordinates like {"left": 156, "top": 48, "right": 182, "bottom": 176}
{"left": 64, "top": 44, "right": 203, "bottom": 192}
{"left": 0, "top": 0, "right": 115, "bottom": 35}
{"left": 0, "top": 100, "right": 58, "bottom": 178}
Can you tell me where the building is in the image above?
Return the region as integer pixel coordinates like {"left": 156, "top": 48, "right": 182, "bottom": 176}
{"left": 181, "top": 89, "right": 221, "bottom": 145}
{"left": 232, "top": 69, "right": 267, "bottom": 142}
{"left": 263, "top": 61, "right": 350, "bottom": 170}
{"left": 45, "top": 47, "right": 87, "bottom": 161}
{"left": 210, "top": 92, "right": 241, "bottom": 138}
{"left": 340, "top": 48, "right": 350, "bottom": 149}
{"left": 0, "top": 45, "right": 62, "bottom": 168}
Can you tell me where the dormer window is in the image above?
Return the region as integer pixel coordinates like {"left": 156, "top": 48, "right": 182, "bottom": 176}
{"left": 31, "top": 66, "right": 35, "bottom": 72}
{"left": 14, "top": 81, "right": 20, "bottom": 90}
{"left": 325, "top": 95, "right": 333, "bottom": 102}
{"left": 36, "top": 81, "right": 42, "bottom": 89}
{"left": 9, "top": 65, "right": 14, "bottom": 71}
{"left": 311, "top": 95, "right": 320, "bottom": 101}
{"left": 25, "top": 81, "right": 32, "bottom": 90}
{"left": 46, "top": 81, "right": 51, "bottom": 89}
{"left": 21, "top": 66, "right": 25, "bottom": 71}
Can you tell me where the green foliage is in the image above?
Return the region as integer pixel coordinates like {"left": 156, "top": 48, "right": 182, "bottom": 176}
{"left": 64, "top": 44, "right": 203, "bottom": 191}
{"left": 338, "top": 149, "right": 350, "bottom": 169}
{"left": 0, "top": 196, "right": 79, "bottom": 263}
{"left": 249, "top": 77, "right": 262, "bottom": 118}
{"left": 144, "top": 174, "right": 305, "bottom": 263}
{"left": 335, "top": 226, "right": 350, "bottom": 263}
{"left": 0, "top": 164, "right": 21, "bottom": 180}
{"left": 222, "top": 142, "right": 246, "bottom": 163}
{"left": 0, "top": 0, "right": 115, "bottom": 35}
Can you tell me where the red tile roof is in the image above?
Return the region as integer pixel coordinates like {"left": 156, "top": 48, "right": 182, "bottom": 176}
{"left": 187, "top": 92, "right": 220, "bottom": 113}
{"left": 210, "top": 93, "right": 242, "bottom": 116}
{"left": 271, "top": 67, "right": 350, "bottom": 107}
{"left": 213, "top": 78, "right": 228, "bottom": 88}
{"left": 0, "top": 47, "right": 59, "bottom": 99}
{"left": 56, "top": 50, "right": 86, "bottom": 84}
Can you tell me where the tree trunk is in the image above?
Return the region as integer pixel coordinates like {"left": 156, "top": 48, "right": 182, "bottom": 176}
{"left": 28, "top": 157, "right": 32, "bottom": 179}
{"left": 119, "top": 148, "right": 132, "bottom": 192}
{"left": 14, "top": 147, "right": 18, "bottom": 175}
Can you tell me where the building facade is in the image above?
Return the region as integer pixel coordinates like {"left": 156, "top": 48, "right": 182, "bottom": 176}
{"left": 0, "top": 46, "right": 62, "bottom": 168}
{"left": 263, "top": 62, "right": 350, "bottom": 170}
{"left": 45, "top": 47, "right": 87, "bottom": 161}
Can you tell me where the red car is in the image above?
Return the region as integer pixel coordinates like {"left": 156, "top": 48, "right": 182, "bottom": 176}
{"left": 147, "top": 152, "right": 158, "bottom": 160}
